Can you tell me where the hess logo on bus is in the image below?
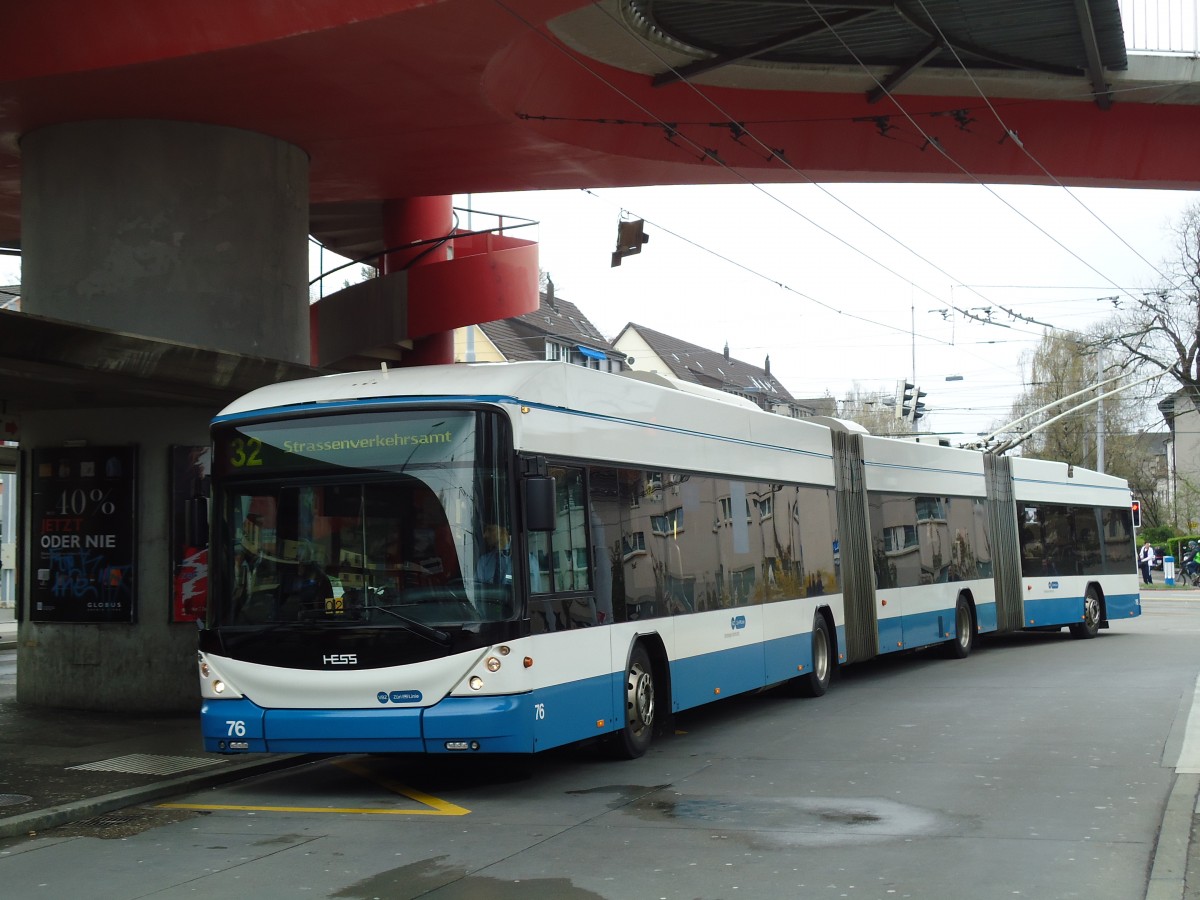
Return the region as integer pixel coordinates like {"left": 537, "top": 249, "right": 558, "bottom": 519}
{"left": 323, "top": 653, "right": 358, "bottom": 666}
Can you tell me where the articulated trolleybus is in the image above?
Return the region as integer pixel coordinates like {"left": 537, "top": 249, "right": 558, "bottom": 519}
{"left": 199, "top": 362, "right": 1140, "bottom": 757}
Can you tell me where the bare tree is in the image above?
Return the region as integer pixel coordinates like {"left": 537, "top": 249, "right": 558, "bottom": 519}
{"left": 1096, "top": 201, "right": 1200, "bottom": 409}
{"left": 1007, "top": 329, "right": 1160, "bottom": 517}
{"left": 1087, "top": 203, "right": 1200, "bottom": 529}
{"left": 838, "top": 385, "right": 909, "bottom": 436}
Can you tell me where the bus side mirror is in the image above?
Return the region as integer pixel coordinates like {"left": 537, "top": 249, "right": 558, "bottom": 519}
{"left": 525, "top": 476, "right": 556, "bottom": 532}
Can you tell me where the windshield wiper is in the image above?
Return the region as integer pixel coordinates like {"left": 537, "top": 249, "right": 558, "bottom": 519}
{"left": 367, "top": 604, "right": 452, "bottom": 647}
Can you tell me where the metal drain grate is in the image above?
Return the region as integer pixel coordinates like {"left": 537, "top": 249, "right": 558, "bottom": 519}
{"left": 70, "top": 810, "right": 147, "bottom": 829}
{"left": 66, "top": 753, "right": 223, "bottom": 775}
{"left": 0, "top": 793, "right": 32, "bottom": 807}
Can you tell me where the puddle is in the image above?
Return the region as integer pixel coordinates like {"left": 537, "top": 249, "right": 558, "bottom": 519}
{"left": 627, "top": 792, "right": 948, "bottom": 846}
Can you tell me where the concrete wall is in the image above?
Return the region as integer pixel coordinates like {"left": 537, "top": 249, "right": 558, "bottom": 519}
{"left": 21, "top": 120, "right": 309, "bottom": 363}
{"left": 18, "top": 408, "right": 212, "bottom": 712}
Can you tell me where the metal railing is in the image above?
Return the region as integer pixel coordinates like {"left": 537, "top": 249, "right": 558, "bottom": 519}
{"left": 1121, "top": 0, "right": 1199, "bottom": 55}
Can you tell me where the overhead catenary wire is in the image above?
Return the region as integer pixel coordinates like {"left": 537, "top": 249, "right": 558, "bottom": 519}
{"left": 803, "top": 0, "right": 1153, "bottom": 311}
{"left": 490, "top": 0, "right": 1176, "bottom": 434}
{"left": 492, "top": 0, "right": 1041, "bottom": 346}
{"left": 910, "top": 0, "right": 1179, "bottom": 291}
{"left": 583, "top": 0, "right": 1053, "bottom": 338}
{"left": 579, "top": 190, "right": 949, "bottom": 345}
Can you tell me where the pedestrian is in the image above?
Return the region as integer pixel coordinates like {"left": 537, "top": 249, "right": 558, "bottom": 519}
{"left": 1139, "top": 541, "right": 1155, "bottom": 585}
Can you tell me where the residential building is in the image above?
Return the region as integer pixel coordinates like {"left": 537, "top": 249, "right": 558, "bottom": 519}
{"left": 613, "top": 322, "right": 831, "bottom": 418}
{"left": 1159, "top": 390, "right": 1200, "bottom": 531}
{"left": 454, "top": 285, "right": 625, "bottom": 372}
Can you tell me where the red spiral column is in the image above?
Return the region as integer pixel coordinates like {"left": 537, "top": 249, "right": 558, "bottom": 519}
{"left": 380, "top": 196, "right": 454, "bottom": 366}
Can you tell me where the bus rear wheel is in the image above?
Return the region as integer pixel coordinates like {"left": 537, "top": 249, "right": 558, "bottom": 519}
{"left": 797, "top": 614, "right": 832, "bottom": 697}
{"left": 944, "top": 596, "right": 974, "bottom": 659}
{"left": 611, "top": 644, "right": 656, "bottom": 759}
{"left": 1069, "top": 589, "right": 1101, "bottom": 639}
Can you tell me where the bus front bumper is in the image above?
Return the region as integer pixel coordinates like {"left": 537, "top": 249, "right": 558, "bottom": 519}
{"left": 201, "top": 694, "right": 535, "bottom": 754}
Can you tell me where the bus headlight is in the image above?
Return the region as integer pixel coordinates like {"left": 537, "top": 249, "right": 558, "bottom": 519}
{"left": 485, "top": 656, "right": 501, "bottom": 672}
{"left": 469, "top": 676, "right": 484, "bottom": 691}
{"left": 212, "top": 680, "right": 227, "bottom": 694}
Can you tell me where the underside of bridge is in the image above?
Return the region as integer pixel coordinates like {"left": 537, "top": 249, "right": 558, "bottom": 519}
{"left": 0, "top": 0, "right": 1194, "bottom": 710}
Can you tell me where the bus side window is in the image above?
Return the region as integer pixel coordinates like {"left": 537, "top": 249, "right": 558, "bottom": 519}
{"left": 527, "top": 465, "right": 591, "bottom": 632}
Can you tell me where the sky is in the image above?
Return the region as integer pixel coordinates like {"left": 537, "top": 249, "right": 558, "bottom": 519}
{"left": 5, "top": 181, "right": 1196, "bottom": 445}
{"left": 442, "top": 182, "right": 1200, "bottom": 443}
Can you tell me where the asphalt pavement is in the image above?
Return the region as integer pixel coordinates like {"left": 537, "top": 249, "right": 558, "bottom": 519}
{"left": 0, "top": 596, "right": 1197, "bottom": 899}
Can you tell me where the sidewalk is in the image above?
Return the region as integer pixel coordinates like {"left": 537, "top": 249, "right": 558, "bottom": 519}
{"left": 0, "top": 607, "right": 306, "bottom": 841}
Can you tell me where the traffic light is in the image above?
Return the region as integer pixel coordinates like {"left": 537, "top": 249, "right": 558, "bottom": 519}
{"left": 611, "top": 218, "right": 649, "bottom": 267}
{"left": 895, "top": 381, "right": 927, "bottom": 422}
{"left": 910, "top": 385, "right": 927, "bottom": 422}
{"left": 895, "top": 381, "right": 912, "bottom": 421}
{"left": 1131, "top": 498, "right": 1141, "bottom": 529}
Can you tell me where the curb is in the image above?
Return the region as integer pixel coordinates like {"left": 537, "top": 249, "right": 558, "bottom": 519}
{"left": 1146, "top": 772, "right": 1200, "bottom": 900}
{"left": 0, "top": 754, "right": 315, "bottom": 840}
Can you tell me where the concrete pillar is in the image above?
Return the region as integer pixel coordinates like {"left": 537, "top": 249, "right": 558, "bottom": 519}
{"left": 21, "top": 120, "right": 309, "bottom": 362}
{"left": 16, "top": 120, "right": 309, "bottom": 711}
{"left": 17, "top": 410, "right": 209, "bottom": 711}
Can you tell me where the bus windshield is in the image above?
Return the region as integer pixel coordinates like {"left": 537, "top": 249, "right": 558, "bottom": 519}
{"left": 211, "top": 409, "right": 513, "bottom": 630}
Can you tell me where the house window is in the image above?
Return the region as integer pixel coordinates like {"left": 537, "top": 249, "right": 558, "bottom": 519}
{"left": 651, "top": 507, "right": 684, "bottom": 536}
{"left": 545, "top": 342, "right": 566, "bottom": 361}
{"left": 883, "top": 524, "right": 918, "bottom": 554}
{"left": 622, "top": 531, "right": 647, "bottom": 560}
{"left": 719, "top": 496, "right": 733, "bottom": 524}
{"left": 731, "top": 566, "right": 756, "bottom": 604}
{"left": 915, "top": 496, "right": 945, "bottom": 522}
{"left": 643, "top": 472, "right": 663, "bottom": 499}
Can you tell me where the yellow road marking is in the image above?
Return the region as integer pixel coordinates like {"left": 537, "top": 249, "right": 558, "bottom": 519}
{"left": 158, "top": 757, "right": 470, "bottom": 817}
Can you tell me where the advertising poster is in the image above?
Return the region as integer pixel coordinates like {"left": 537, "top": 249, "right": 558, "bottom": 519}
{"left": 30, "top": 446, "right": 137, "bottom": 623}
{"left": 169, "top": 445, "right": 211, "bottom": 623}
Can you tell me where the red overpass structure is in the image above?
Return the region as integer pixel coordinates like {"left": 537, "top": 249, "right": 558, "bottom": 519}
{"left": 0, "top": 0, "right": 1196, "bottom": 710}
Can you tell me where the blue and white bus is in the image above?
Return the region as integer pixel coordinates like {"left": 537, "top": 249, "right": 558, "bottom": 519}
{"left": 198, "top": 362, "right": 1140, "bottom": 757}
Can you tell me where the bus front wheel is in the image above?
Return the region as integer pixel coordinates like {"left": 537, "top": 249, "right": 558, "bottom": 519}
{"left": 1069, "top": 589, "right": 1101, "bottom": 639}
{"left": 611, "top": 644, "right": 656, "bottom": 759}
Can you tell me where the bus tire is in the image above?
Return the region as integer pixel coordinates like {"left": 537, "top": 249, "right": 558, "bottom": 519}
{"left": 797, "top": 614, "right": 832, "bottom": 698}
{"left": 612, "top": 643, "right": 656, "bottom": 759}
{"left": 945, "top": 595, "right": 974, "bottom": 659}
{"left": 1069, "top": 588, "right": 1101, "bottom": 639}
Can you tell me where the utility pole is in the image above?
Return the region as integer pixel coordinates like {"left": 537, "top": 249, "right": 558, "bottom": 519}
{"left": 1096, "top": 353, "right": 1105, "bottom": 472}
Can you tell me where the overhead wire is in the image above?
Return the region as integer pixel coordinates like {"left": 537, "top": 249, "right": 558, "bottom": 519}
{"left": 491, "top": 0, "right": 1159, "bottom": 429}
{"left": 583, "top": 0, "right": 1055, "bottom": 339}
{"left": 910, "top": 0, "right": 1180, "bottom": 291}
{"left": 803, "top": 0, "right": 1153, "bottom": 312}
{"left": 492, "top": 0, "right": 1037, "bottom": 344}
{"left": 578, "top": 190, "right": 947, "bottom": 343}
